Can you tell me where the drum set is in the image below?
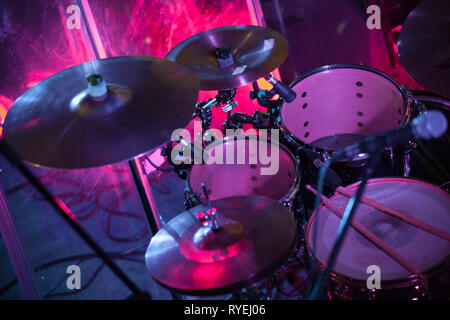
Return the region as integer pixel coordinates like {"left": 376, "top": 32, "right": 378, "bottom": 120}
{"left": 2, "top": 2, "right": 450, "bottom": 301}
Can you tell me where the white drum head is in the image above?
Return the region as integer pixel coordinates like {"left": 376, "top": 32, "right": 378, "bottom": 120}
{"left": 282, "top": 66, "right": 407, "bottom": 150}
{"left": 307, "top": 178, "right": 450, "bottom": 281}
{"left": 189, "top": 137, "right": 297, "bottom": 201}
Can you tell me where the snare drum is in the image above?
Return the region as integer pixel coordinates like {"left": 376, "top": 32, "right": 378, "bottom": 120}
{"left": 186, "top": 135, "right": 300, "bottom": 205}
{"left": 280, "top": 65, "right": 413, "bottom": 162}
{"left": 306, "top": 178, "right": 450, "bottom": 299}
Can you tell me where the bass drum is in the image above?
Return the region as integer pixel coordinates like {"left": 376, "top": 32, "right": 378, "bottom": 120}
{"left": 406, "top": 91, "right": 450, "bottom": 191}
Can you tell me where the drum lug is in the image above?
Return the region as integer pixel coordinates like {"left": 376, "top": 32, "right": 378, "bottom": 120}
{"left": 368, "top": 288, "right": 377, "bottom": 300}
{"left": 386, "top": 146, "right": 394, "bottom": 163}
{"left": 183, "top": 188, "right": 199, "bottom": 210}
{"left": 408, "top": 140, "right": 417, "bottom": 150}
{"left": 403, "top": 152, "right": 411, "bottom": 177}
{"left": 328, "top": 276, "right": 351, "bottom": 300}
{"left": 321, "top": 152, "right": 331, "bottom": 163}
{"left": 412, "top": 275, "right": 428, "bottom": 300}
{"left": 402, "top": 85, "right": 422, "bottom": 119}
{"left": 281, "top": 196, "right": 293, "bottom": 210}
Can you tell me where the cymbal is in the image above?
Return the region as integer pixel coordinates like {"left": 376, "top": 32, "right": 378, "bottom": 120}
{"left": 145, "top": 195, "right": 297, "bottom": 295}
{"left": 397, "top": 0, "right": 450, "bottom": 99}
{"left": 3, "top": 56, "right": 200, "bottom": 169}
{"left": 166, "top": 25, "right": 289, "bottom": 90}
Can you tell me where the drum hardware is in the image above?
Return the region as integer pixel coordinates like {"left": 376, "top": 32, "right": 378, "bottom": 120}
{"left": 301, "top": 149, "right": 343, "bottom": 191}
{"left": 197, "top": 183, "right": 222, "bottom": 232}
{"left": 250, "top": 80, "right": 283, "bottom": 121}
{"left": 222, "top": 110, "right": 272, "bottom": 132}
{"left": 221, "top": 76, "right": 292, "bottom": 132}
{"left": 158, "top": 140, "right": 195, "bottom": 180}
{"left": 195, "top": 88, "right": 239, "bottom": 137}
{"left": 194, "top": 100, "right": 213, "bottom": 133}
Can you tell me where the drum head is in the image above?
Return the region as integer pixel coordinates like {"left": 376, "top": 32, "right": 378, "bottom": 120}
{"left": 189, "top": 136, "right": 297, "bottom": 201}
{"left": 282, "top": 65, "right": 407, "bottom": 151}
{"left": 308, "top": 178, "right": 450, "bottom": 281}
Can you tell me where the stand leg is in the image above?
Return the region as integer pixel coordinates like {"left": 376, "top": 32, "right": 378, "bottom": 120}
{"left": 0, "top": 183, "right": 41, "bottom": 299}
{"left": 128, "top": 159, "right": 159, "bottom": 236}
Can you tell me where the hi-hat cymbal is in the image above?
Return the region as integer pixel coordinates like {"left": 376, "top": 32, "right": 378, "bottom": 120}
{"left": 3, "top": 56, "right": 200, "bottom": 169}
{"left": 397, "top": 0, "right": 450, "bottom": 99}
{"left": 166, "top": 25, "right": 289, "bottom": 90}
{"left": 145, "top": 195, "right": 297, "bottom": 295}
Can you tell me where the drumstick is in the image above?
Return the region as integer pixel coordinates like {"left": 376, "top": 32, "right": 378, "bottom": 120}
{"left": 336, "top": 186, "right": 450, "bottom": 242}
{"left": 306, "top": 185, "right": 420, "bottom": 275}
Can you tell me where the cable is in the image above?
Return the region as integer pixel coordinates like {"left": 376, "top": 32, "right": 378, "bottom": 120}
{"left": 145, "top": 154, "right": 172, "bottom": 172}
{"left": 0, "top": 244, "right": 148, "bottom": 297}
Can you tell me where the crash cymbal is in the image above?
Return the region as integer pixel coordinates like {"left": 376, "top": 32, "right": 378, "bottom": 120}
{"left": 3, "top": 56, "right": 200, "bottom": 169}
{"left": 166, "top": 25, "right": 289, "bottom": 90}
{"left": 397, "top": 0, "right": 450, "bottom": 99}
{"left": 145, "top": 195, "right": 297, "bottom": 295}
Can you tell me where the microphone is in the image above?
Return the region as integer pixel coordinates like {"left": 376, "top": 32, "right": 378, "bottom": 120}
{"left": 265, "top": 75, "right": 297, "bottom": 103}
{"left": 334, "top": 110, "right": 448, "bottom": 161}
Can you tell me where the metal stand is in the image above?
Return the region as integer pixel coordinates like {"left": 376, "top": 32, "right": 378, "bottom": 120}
{"left": 0, "top": 183, "right": 41, "bottom": 299}
{"left": 128, "top": 160, "right": 159, "bottom": 236}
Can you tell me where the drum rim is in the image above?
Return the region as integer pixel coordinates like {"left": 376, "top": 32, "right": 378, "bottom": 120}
{"left": 413, "top": 91, "right": 450, "bottom": 109}
{"left": 278, "top": 64, "right": 413, "bottom": 154}
{"left": 305, "top": 177, "right": 450, "bottom": 287}
{"left": 186, "top": 134, "right": 301, "bottom": 203}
